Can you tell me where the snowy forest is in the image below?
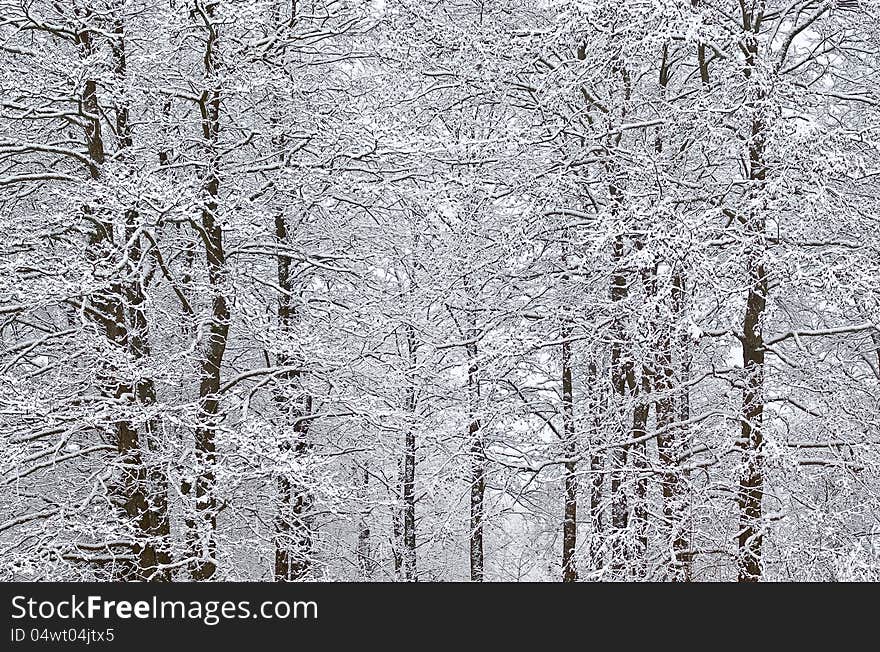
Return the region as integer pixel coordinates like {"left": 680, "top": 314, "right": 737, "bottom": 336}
{"left": 1, "top": 0, "right": 879, "bottom": 582}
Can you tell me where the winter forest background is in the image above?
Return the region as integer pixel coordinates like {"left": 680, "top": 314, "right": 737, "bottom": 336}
{"left": 1, "top": 0, "right": 879, "bottom": 583}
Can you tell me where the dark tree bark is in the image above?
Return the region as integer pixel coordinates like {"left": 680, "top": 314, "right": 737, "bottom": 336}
{"left": 74, "top": 12, "right": 169, "bottom": 581}
{"left": 691, "top": 0, "right": 710, "bottom": 87}
{"left": 630, "top": 365, "right": 650, "bottom": 578}
{"left": 672, "top": 268, "right": 693, "bottom": 580}
{"left": 736, "top": 11, "right": 769, "bottom": 582}
{"left": 606, "top": 58, "right": 634, "bottom": 577}
{"left": 183, "top": 4, "right": 228, "bottom": 580}
{"left": 272, "top": 210, "right": 314, "bottom": 581}
{"left": 467, "top": 334, "right": 485, "bottom": 582}
{"left": 561, "top": 328, "right": 578, "bottom": 582}
{"left": 655, "top": 272, "right": 689, "bottom": 581}
{"left": 649, "top": 43, "right": 691, "bottom": 582}
{"left": 631, "top": 249, "right": 655, "bottom": 579}
{"left": 112, "top": 8, "right": 171, "bottom": 583}
{"left": 587, "top": 361, "right": 604, "bottom": 573}
{"left": 609, "top": 225, "right": 631, "bottom": 576}
{"left": 400, "top": 323, "right": 418, "bottom": 581}
{"left": 356, "top": 464, "right": 374, "bottom": 579}
{"left": 392, "top": 490, "right": 403, "bottom": 576}
{"left": 273, "top": 395, "right": 313, "bottom": 581}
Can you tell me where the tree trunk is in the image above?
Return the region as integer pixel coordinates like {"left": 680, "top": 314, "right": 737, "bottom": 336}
{"left": 356, "top": 464, "right": 374, "bottom": 579}
{"left": 76, "top": 17, "right": 169, "bottom": 581}
{"left": 112, "top": 9, "right": 171, "bottom": 582}
{"left": 587, "top": 361, "right": 604, "bottom": 574}
{"left": 736, "top": 22, "right": 768, "bottom": 582}
{"left": 561, "top": 328, "right": 578, "bottom": 582}
{"left": 401, "top": 323, "right": 417, "bottom": 581}
{"left": 609, "top": 227, "right": 631, "bottom": 576}
{"left": 184, "top": 7, "right": 228, "bottom": 580}
{"left": 272, "top": 210, "right": 314, "bottom": 581}
{"left": 402, "top": 428, "right": 417, "bottom": 581}
{"left": 467, "top": 335, "right": 485, "bottom": 581}
{"left": 607, "top": 60, "right": 633, "bottom": 576}
{"left": 630, "top": 367, "right": 650, "bottom": 578}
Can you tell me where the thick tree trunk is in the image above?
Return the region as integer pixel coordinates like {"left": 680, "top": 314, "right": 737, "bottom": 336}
{"left": 184, "top": 8, "right": 227, "bottom": 580}
{"left": 117, "top": 218, "right": 171, "bottom": 581}
{"left": 113, "top": 12, "right": 171, "bottom": 582}
{"left": 76, "top": 18, "right": 169, "bottom": 581}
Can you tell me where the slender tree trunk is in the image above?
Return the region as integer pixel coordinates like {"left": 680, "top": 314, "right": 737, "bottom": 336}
{"left": 401, "top": 323, "right": 417, "bottom": 581}
{"left": 274, "top": 396, "right": 313, "bottom": 580}
{"left": 629, "top": 254, "right": 658, "bottom": 579}
{"left": 736, "top": 21, "right": 768, "bottom": 582}
{"left": 607, "top": 59, "right": 633, "bottom": 576}
{"left": 872, "top": 330, "right": 880, "bottom": 374}
{"left": 356, "top": 464, "right": 374, "bottom": 579}
{"left": 655, "top": 275, "right": 687, "bottom": 580}
{"left": 631, "top": 251, "right": 654, "bottom": 578}
{"left": 467, "top": 334, "right": 485, "bottom": 581}
{"left": 272, "top": 210, "right": 314, "bottom": 581}
{"left": 648, "top": 45, "right": 690, "bottom": 581}
{"left": 737, "top": 204, "right": 767, "bottom": 580}
{"left": 691, "top": 0, "right": 710, "bottom": 87}
{"left": 738, "top": 241, "right": 766, "bottom": 581}
{"left": 672, "top": 268, "right": 692, "bottom": 580}
{"left": 654, "top": 339, "right": 680, "bottom": 580}
{"left": 587, "top": 361, "right": 604, "bottom": 573}
{"left": 630, "top": 366, "right": 650, "bottom": 578}
{"left": 401, "top": 427, "right": 417, "bottom": 581}
{"left": 561, "top": 327, "right": 578, "bottom": 582}
{"left": 392, "top": 488, "right": 403, "bottom": 576}
{"left": 609, "top": 227, "right": 631, "bottom": 576}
